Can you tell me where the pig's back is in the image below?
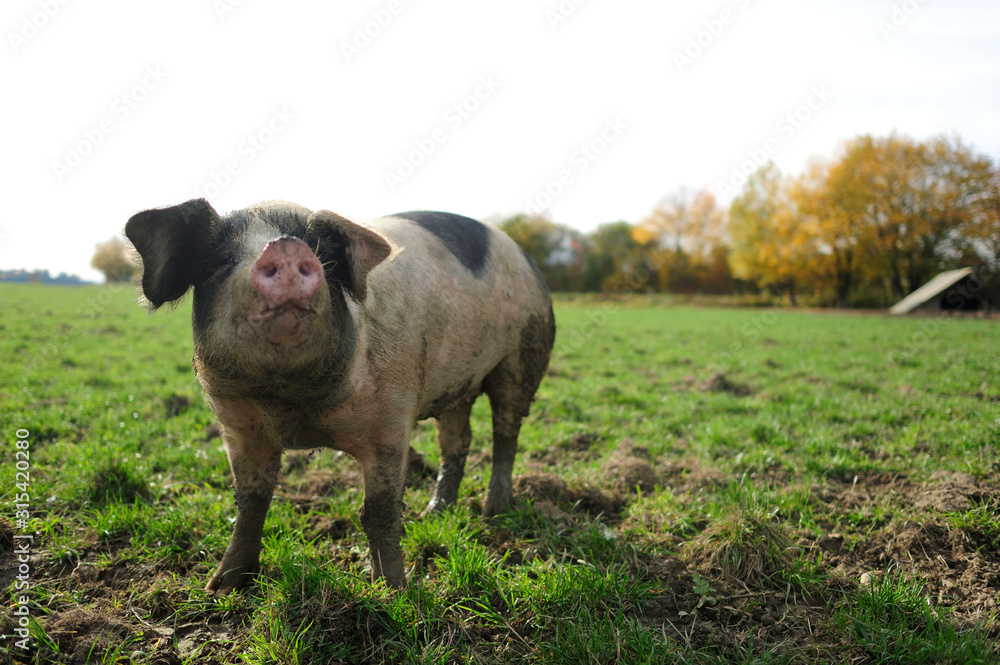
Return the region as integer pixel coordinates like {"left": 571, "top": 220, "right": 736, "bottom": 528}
{"left": 360, "top": 211, "right": 552, "bottom": 418}
{"left": 368, "top": 211, "right": 550, "bottom": 313}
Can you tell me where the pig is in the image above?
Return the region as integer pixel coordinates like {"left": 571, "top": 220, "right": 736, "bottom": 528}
{"left": 125, "top": 198, "right": 554, "bottom": 593}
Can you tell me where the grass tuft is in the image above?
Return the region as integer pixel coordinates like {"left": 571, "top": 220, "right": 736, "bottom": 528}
{"left": 85, "top": 458, "right": 151, "bottom": 506}
{"left": 683, "top": 484, "right": 794, "bottom": 589}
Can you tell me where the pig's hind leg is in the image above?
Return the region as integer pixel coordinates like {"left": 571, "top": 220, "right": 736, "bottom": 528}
{"left": 424, "top": 396, "right": 476, "bottom": 514}
{"left": 481, "top": 314, "right": 554, "bottom": 517}
{"left": 481, "top": 370, "right": 530, "bottom": 516}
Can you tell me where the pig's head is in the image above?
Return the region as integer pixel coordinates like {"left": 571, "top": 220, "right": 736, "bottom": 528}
{"left": 125, "top": 198, "right": 392, "bottom": 387}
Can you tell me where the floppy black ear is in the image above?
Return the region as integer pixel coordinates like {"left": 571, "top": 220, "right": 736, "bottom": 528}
{"left": 125, "top": 198, "right": 223, "bottom": 310}
{"left": 307, "top": 210, "right": 393, "bottom": 303}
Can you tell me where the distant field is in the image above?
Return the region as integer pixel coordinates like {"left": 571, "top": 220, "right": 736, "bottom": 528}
{"left": 2, "top": 283, "right": 999, "bottom": 664}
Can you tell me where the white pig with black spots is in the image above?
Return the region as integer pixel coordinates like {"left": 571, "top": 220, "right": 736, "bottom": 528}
{"left": 125, "top": 199, "right": 554, "bottom": 593}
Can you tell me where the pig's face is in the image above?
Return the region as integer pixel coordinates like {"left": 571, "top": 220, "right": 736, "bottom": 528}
{"left": 192, "top": 219, "right": 333, "bottom": 381}
{"left": 126, "top": 199, "right": 392, "bottom": 387}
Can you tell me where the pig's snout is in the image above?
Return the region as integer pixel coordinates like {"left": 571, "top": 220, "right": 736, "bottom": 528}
{"left": 252, "top": 236, "right": 323, "bottom": 309}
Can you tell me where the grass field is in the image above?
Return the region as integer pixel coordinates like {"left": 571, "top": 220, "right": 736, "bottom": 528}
{"left": 2, "top": 283, "right": 1000, "bottom": 664}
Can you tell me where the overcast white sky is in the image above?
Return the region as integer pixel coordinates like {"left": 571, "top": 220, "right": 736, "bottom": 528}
{"left": 3, "top": 0, "right": 999, "bottom": 282}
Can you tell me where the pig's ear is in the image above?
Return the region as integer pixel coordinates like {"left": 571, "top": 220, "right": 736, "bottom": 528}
{"left": 125, "top": 198, "right": 222, "bottom": 311}
{"left": 307, "top": 210, "right": 392, "bottom": 303}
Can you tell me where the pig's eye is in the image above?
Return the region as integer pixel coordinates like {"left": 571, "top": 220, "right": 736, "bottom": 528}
{"left": 207, "top": 255, "right": 238, "bottom": 278}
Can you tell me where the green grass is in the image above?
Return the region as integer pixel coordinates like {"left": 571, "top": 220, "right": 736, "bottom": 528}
{"left": 836, "top": 566, "right": 997, "bottom": 664}
{"left": 2, "top": 284, "right": 1000, "bottom": 663}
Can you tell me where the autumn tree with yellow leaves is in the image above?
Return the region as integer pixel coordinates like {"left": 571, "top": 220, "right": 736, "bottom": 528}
{"left": 728, "top": 134, "right": 999, "bottom": 306}
{"left": 821, "top": 134, "right": 996, "bottom": 302}
{"left": 635, "top": 187, "right": 731, "bottom": 294}
{"left": 729, "top": 163, "right": 816, "bottom": 302}
{"left": 491, "top": 132, "right": 996, "bottom": 305}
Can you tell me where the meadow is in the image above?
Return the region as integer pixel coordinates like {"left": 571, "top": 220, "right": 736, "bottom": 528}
{"left": 2, "top": 282, "right": 999, "bottom": 664}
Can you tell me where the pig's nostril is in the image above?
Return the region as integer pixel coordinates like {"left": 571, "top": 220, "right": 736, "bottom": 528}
{"left": 252, "top": 238, "right": 322, "bottom": 308}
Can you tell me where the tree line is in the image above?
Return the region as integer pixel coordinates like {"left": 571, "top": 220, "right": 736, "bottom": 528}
{"left": 500, "top": 133, "right": 1000, "bottom": 307}
{"left": 88, "top": 132, "right": 998, "bottom": 308}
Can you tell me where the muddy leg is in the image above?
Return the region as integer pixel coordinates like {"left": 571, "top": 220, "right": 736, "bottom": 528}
{"left": 482, "top": 397, "right": 525, "bottom": 517}
{"left": 206, "top": 434, "right": 282, "bottom": 594}
{"left": 482, "top": 357, "right": 535, "bottom": 517}
{"left": 359, "top": 432, "right": 410, "bottom": 588}
{"left": 424, "top": 397, "right": 475, "bottom": 514}
{"left": 482, "top": 313, "right": 554, "bottom": 517}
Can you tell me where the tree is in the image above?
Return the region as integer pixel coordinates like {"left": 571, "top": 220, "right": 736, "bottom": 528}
{"left": 497, "top": 131, "right": 998, "bottom": 304}
{"left": 727, "top": 135, "right": 1000, "bottom": 306}
{"left": 790, "top": 159, "right": 859, "bottom": 306}
{"left": 965, "top": 166, "right": 1000, "bottom": 271}
{"left": 91, "top": 236, "right": 136, "bottom": 283}
{"left": 581, "top": 221, "right": 647, "bottom": 292}
{"left": 728, "top": 163, "right": 826, "bottom": 303}
{"left": 637, "top": 187, "right": 727, "bottom": 293}
{"left": 813, "top": 133, "right": 998, "bottom": 304}
{"left": 498, "top": 214, "right": 586, "bottom": 291}
{"left": 702, "top": 244, "right": 733, "bottom": 295}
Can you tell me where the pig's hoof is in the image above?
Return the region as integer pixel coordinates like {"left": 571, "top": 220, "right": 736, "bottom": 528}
{"left": 206, "top": 566, "right": 256, "bottom": 595}
{"left": 384, "top": 570, "right": 408, "bottom": 589}
{"left": 482, "top": 493, "right": 514, "bottom": 517}
{"left": 370, "top": 552, "right": 407, "bottom": 589}
{"left": 422, "top": 497, "right": 451, "bottom": 516}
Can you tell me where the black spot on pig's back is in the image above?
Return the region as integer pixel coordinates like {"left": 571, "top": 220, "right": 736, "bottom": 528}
{"left": 393, "top": 211, "right": 491, "bottom": 276}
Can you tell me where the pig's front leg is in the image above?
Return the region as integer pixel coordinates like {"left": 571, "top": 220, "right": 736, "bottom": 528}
{"left": 357, "top": 430, "right": 411, "bottom": 588}
{"left": 206, "top": 405, "right": 283, "bottom": 594}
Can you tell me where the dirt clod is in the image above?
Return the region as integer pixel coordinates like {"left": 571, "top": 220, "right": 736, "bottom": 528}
{"left": 515, "top": 473, "right": 569, "bottom": 503}
{"left": 604, "top": 455, "right": 658, "bottom": 493}
{"left": 163, "top": 393, "right": 191, "bottom": 417}
{"left": 698, "top": 371, "right": 753, "bottom": 396}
